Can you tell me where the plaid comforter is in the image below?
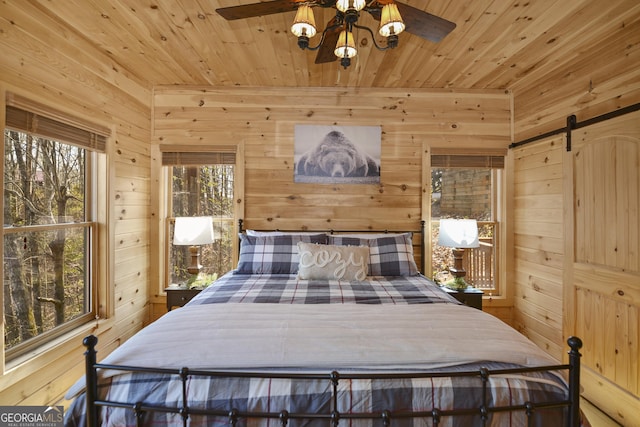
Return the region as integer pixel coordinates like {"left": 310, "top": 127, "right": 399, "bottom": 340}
{"left": 67, "top": 363, "right": 570, "bottom": 427}
{"left": 64, "top": 274, "right": 574, "bottom": 427}
{"left": 187, "top": 273, "right": 459, "bottom": 305}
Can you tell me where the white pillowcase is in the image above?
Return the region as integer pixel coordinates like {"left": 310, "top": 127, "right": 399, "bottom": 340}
{"left": 297, "top": 242, "right": 369, "bottom": 281}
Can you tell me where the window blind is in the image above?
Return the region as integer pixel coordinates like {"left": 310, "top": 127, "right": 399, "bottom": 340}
{"left": 431, "top": 154, "right": 504, "bottom": 168}
{"left": 5, "top": 94, "right": 109, "bottom": 152}
{"left": 161, "top": 150, "right": 236, "bottom": 165}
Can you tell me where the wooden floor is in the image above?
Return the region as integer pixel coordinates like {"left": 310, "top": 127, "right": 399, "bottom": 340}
{"left": 581, "top": 398, "right": 622, "bottom": 427}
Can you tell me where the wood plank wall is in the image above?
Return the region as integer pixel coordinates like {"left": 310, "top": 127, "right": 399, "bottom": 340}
{"left": 513, "top": 113, "right": 640, "bottom": 426}
{"left": 150, "top": 86, "right": 512, "bottom": 322}
{"left": 152, "top": 86, "right": 512, "bottom": 227}
{"left": 511, "top": 5, "right": 640, "bottom": 143}
{"left": 0, "top": 3, "right": 152, "bottom": 406}
{"left": 512, "top": 49, "right": 640, "bottom": 424}
{"left": 512, "top": 136, "right": 566, "bottom": 358}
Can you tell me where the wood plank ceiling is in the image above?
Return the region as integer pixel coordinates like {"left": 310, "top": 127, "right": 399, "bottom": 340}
{"left": 14, "top": 0, "right": 640, "bottom": 91}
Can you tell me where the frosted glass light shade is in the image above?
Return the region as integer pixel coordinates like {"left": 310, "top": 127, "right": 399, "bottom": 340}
{"left": 334, "top": 30, "right": 357, "bottom": 58}
{"left": 378, "top": 3, "right": 405, "bottom": 37}
{"left": 291, "top": 5, "right": 317, "bottom": 37}
{"left": 173, "top": 216, "right": 215, "bottom": 246}
{"left": 437, "top": 219, "right": 479, "bottom": 248}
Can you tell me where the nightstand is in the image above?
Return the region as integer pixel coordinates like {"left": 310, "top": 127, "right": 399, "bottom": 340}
{"left": 441, "top": 287, "right": 483, "bottom": 310}
{"left": 165, "top": 287, "right": 202, "bottom": 311}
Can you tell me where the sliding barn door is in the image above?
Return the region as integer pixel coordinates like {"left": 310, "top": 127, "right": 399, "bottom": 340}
{"left": 569, "top": 111, "right": 640, "bottom": 425}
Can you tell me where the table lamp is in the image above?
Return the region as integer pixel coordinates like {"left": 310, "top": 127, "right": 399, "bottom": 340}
{"left": 437, "top": 219, "right": 479, "bottom": 290}
{"left": 173, "top": 216, "right": 214, "bottom": 275}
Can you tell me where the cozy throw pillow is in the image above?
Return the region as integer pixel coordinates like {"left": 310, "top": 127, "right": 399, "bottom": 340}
{"left": 327, "top": 233, "right": 419, "bottom": 276}
{"left": 236, "top": 233, "right": 327, "bottom": 274}
{"left": 297, "top": 242, "right": 369, "bottom": 281}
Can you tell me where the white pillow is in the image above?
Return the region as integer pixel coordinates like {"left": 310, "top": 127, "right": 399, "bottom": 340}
{"left": 297, "top": 242, "right": 369, "bottom": 281}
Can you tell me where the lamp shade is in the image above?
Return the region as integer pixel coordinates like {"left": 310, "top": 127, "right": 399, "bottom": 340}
{"left": 291, "top": 5, "right": 317, "bottom": 37}
{"left": 437, "top": 219, "right": 479, "bottom": 249}
{"left": 173, "top": 216, "right": 214, "bottom": 246}
{"left": 334, "top": 30, "right": 357, "bottom": 58}
{"left": 378, "top": 3, "right": 405, "bottom": 37}
{"left": 336, "top": 0, "right": 365, "bottom": 12}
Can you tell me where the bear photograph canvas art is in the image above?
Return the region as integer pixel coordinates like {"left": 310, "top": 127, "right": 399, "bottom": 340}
{"left": 294, "top": 125, "right": 381, "bottom": 184}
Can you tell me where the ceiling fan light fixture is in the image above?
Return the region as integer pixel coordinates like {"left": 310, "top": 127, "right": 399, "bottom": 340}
{"left": 216, "top": 0, "right": 457, "bottom": 69}
{"left": 291, "top": 5, "right": 317, "bottom": 38}
{"left": 378, "top": 3, "right": 405, "bottom": 37}
{"left": 334, "top": 29, "right": 358, "bottom": 59}
{"left": 336, "top": 0, "right": 366, "bottom": 13}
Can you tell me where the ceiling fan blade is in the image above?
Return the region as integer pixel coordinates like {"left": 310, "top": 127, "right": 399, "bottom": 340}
{"left": 395, "top": 2, "right": 456, "bottom": 43}
{"left": 315, "top": 17, "right": 341, "bottom": 64}
{"left": 216, "top": 0, "right": 300, "bottom": 20}
{"left": 367, "top": 1, "right": 456, "bottom": 43}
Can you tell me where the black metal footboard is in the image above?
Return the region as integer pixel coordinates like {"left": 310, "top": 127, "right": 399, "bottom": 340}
{"left": 82, "top": 335, "right": 582, "bottom": 427}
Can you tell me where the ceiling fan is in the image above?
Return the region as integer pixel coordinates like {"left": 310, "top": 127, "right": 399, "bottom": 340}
{"left": 216, "top": 0, "right": 456, "bottom": 68}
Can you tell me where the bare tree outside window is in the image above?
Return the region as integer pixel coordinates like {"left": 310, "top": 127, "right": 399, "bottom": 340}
{"left": 168, "top": 165, "right": 235, "bottom": 286}
{"left": 4, "top": 129, "right": 90, "bottom": 353}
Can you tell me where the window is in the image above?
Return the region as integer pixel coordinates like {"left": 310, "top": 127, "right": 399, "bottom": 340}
{"left": 162, "top": 151, "right": 236, "bottom": 286}
{"left": 3, "top": 95, "right": 108, "bottom": 360}
{"left": 431, "top": 154, "right": 504, "bottom": 294}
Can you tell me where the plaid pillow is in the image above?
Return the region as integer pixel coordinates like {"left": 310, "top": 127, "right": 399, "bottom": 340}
{"left": 235, "top": 233, "right": 328, "bottom": 274}
{"left": 327, "top": 233, "right": 419, "bottom": 276}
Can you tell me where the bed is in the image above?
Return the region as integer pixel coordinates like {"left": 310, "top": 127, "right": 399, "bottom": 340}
{"left": 64, "top": 224, "right": 583, "bottom": 427}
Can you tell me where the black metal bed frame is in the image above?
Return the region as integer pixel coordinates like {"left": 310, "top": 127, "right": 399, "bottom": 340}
{"left": 80, "top": 222, "right": 583, "bottom": 426}
{"left": 82, "top": 336, "right": 582, "bottom": 427}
